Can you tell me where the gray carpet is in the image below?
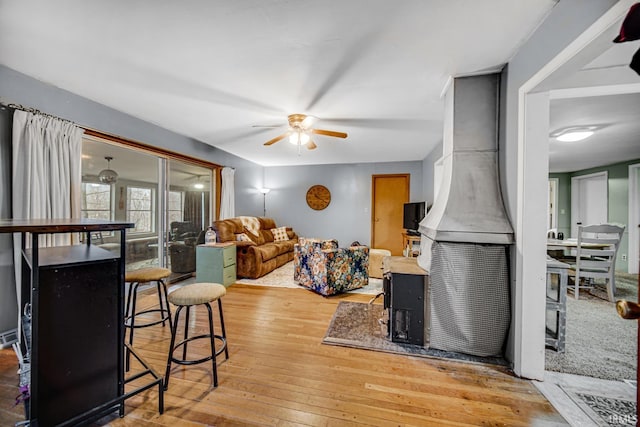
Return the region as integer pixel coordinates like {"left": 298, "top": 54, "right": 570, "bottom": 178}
{"left": 545, "top": 273, "right": 638, "bottom": 382}
{"left": 323, "top": 301, "right": 507, "bottom": 366}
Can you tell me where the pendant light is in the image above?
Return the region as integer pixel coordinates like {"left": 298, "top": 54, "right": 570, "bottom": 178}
{"left": 98, "top": 156, "right": 118, "bottom": 184}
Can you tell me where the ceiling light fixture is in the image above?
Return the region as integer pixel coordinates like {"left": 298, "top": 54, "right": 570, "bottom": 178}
{"left": 551, "top": 126, "right": 598, "bottom": 142}
{"left": 98, "top": 156, "right": 118, "bottom": 184}
{"left": 556, "top": 131, "right": 594, "bottom": 142}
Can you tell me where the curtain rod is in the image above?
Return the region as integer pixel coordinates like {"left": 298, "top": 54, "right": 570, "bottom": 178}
{"left": 2, "top": 100, "right": 230, "bottom": 170}
{"left": 0, "top": 100, "right": 77, "bottom": 125}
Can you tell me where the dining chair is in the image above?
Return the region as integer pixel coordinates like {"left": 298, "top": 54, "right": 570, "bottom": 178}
{"left": 569, "top": 224, "right": 625, "bottom": 302}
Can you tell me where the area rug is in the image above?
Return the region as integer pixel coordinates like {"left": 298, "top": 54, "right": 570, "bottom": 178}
{"left": 545, "top": 273, "right": 638, "bottom": 382}
{"left": 322, "top": 301, "right": 507, "bottom": 366}
{"left": 560, "top": 385, "right": 637, "bottom": 426}
{"left": 235, "top": 261, "right": 383, "bottom": 295}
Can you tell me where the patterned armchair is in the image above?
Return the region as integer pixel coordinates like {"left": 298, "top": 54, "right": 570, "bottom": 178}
{"left": 294, "top": 238, "right": 369, "bottom": 296}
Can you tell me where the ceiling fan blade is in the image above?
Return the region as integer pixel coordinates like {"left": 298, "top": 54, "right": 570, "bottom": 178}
{"left": 263, "top": 132, "right": 289, "bottom": 146}
{"left": 306, "top": 140, "right": 317, "bottom": 150}
{"left": 252, "top": 124, "right": 284, "bottom": 128}
{"left": 311, "top": 129, "right": 347, "bottom": 139}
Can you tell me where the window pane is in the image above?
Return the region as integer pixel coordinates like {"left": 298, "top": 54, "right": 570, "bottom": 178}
{"left": 81, "top": 182, "right": 112, "bottom": 220}
{"left": 127, "top": 187, "right": 154, "bottom": 232}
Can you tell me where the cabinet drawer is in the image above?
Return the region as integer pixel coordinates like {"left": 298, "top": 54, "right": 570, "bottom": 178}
{"left": 222, "top": 245, "right": 236, "bottom": 267}
{"left": 223, "top": 265, "right": 236, "bottom": 286}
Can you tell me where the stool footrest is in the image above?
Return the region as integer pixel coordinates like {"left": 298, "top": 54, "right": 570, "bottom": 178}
{"left": 125, "top": 308, "right": 171, "bottom": 329}
{"left": 169, "top": 334, "right": 227, "bottom": 366}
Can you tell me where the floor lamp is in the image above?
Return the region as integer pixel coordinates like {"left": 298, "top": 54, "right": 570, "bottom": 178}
{"left": 260, "top": 188, "right": 270, "bottom": 216}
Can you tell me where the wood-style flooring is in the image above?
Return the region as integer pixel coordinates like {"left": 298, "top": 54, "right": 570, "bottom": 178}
{"left": 0, "top": 284, "right": 566, "bottom": 426}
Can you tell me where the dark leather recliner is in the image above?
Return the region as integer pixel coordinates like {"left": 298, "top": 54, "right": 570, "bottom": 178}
{"left": 168, "top": 222, "right": 204, "bottom": 274}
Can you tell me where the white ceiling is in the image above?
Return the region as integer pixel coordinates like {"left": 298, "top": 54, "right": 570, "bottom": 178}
{"left": 0, "top": 0, "right": 560, "bottom": 167}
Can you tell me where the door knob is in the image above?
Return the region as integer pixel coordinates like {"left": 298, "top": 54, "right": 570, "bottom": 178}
{"left": 616, "top": 300, "right": 640, "bottom": 320}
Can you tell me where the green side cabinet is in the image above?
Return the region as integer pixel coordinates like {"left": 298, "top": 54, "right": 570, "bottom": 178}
{"left": 196, "top": 243, "right": 236, "bottom": 287}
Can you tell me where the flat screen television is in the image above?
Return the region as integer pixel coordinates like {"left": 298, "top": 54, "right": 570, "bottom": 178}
{"left": 403, "top": 202, "right": 426, "bottom": 235}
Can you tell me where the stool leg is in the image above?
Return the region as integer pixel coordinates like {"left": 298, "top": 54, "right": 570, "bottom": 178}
{"left": 183, "top": 306, "right": 190, "bottom": 361}
{"left": 217, "top": 299, "right": 229, "bottom": 360}
{"left": 155, "top": 280, "right": 164, "bottom": 325}
{"left": 125, "top": 281, "right": 136, "bottom": 321}
{"left": 160, "top": 279, "right": 173, "bottom": 330}
{"left": 164, "top": 306, "right": 183, "bottom": 391}
{"left": 205, "top": 302, "right": 218, "bottom": 388}
{"left": 126, "top": 281, "right": 140, "bottom": 371}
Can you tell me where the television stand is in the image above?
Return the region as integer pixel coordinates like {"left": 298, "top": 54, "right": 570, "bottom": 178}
{"left": 401, "top": 232, "right": 421, "bottom": 257}
{"left": 406, "top": 230, "right": 421, "bottom": 236}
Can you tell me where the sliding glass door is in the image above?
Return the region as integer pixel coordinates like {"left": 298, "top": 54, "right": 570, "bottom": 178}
{"left": 165, "top": 159, "right": 213, "bottom": 281}
{"left": 81, "top": 135, "right": 215, "bottom": 283}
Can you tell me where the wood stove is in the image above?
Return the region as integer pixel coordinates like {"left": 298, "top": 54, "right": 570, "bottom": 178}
{"left": 383, "top": 257, "right": 429, "bottom": 346}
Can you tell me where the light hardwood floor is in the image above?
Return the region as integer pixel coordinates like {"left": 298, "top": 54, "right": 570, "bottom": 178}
{"left": 0, "top": 284, "right": 566, "bottom": 426}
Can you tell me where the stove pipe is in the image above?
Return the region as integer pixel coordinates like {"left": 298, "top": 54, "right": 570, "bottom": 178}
{"left": 418, "top": 73, "right": 513, "bottom": 271}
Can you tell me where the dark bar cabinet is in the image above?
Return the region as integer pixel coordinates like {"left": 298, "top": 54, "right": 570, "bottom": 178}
{"left": 0, "top": 219, "right": 163, "bottom": 427}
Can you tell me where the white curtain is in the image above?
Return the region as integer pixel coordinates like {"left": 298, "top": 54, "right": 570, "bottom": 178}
{"left": 219, "top": 166, "right": 235, "bottom": 219}
{"left": 11, "top": 110, "right": 83, "bottom": 324}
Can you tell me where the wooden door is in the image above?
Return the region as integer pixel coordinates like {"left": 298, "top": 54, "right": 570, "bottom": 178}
{"left": 371, "top": 174, "right": 409, "bottom": 255}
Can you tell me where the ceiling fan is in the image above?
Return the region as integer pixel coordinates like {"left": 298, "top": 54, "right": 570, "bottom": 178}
{"left": 262, "top": 114, "right": 347, "bottom": 150}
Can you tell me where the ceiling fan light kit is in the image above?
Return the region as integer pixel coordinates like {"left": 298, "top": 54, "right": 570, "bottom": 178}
{"left": 263, "top": 113, "right": 347, "bottom": 151}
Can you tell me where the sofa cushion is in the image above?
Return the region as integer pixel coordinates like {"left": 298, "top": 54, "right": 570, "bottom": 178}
{"left": 214, "top": 218, "right": 243, "bottom": 242}
{"left": 244, "top": 227, "right": 265, "bottom": 245}
{"left": 271, "top": 226, "right": 289, "bottom": 242}
{"left": 259, "top": 217, "right": 277, "bottom": 230}
{"left": 261, "top": 229, "right": 275, "bottom": 243}
{"left": 254, "top": 243, "right": 279, "bottom": 262}
{"left": 274, "top": 240, "right": 295, "bottom": 255}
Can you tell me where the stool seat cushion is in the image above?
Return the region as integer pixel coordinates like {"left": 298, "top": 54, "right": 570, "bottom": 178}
{"left": 169, "top": 282, "right": 226, "bottom": 306}
{"left": 126, "top": 267, "right": 171, "bottom": 283}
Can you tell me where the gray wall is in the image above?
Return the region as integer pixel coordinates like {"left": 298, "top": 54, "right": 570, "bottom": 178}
{"left": 500, "top": 0, "right": 618, "bottom": 365}
{"left": 264, "top": 161, "right": 423, "bottom": 246}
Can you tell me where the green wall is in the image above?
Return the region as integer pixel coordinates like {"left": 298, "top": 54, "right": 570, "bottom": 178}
{"left": 551, "top": 158, "right": 640, "bottom": 272}
{"left": 549, "top": 172, "right": 571, "bottom": 239}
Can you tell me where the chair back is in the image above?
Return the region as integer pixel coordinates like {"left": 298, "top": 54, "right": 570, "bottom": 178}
{"left": 576, "top": 224, "right": 625, "bottom": 276}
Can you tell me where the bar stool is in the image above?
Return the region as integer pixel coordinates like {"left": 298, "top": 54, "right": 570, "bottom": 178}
{"left": 164, "top": 282, "right": 229, "bottom": 390}
{"left": 124, "top": 267, "right": 172, "bottom": 370}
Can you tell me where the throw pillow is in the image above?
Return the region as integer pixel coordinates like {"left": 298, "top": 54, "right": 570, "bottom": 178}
{"left": 271, "top": 226, "right": 289, "bottom": 242}
{"left": 236, "top": 233, "right": 252, "bottom": 242}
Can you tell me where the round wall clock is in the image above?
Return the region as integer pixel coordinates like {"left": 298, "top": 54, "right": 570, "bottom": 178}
{"left": 306, "top": 185, "right": 331, "bottom": 210}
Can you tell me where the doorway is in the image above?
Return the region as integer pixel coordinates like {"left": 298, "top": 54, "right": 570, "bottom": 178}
{"left": 371, "top": 174, "right": 409, "bottom": 255}
{"left": 570, "top": 172, "right": 608, "bottom": 237}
